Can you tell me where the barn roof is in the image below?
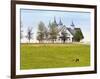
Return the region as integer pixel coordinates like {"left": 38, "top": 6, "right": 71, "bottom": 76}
{"left": 58, "top": 26, "right": 84, "bottom": 38}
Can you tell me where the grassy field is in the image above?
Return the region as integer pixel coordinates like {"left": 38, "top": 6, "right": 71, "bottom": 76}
{"left": 20, "top": 43, "right": 90, "bottom": 70}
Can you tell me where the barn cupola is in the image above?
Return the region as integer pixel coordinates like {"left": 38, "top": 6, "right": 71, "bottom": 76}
{"left": 70, "top": 21, "right": 75, "bottom": 29}
{"left": 59, "top": 18, "right": 63, "bottom": 26}
{"left": 54, "top": 17, "right": 58, "bottom": 26}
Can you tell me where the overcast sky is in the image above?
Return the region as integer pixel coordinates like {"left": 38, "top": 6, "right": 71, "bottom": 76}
{"left": 21, "top": 9, "right": 91, "bottom": 42}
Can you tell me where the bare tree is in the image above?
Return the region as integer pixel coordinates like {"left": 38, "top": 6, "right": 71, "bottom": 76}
{"left": 26, "top": 27, "right": 33, "bottom": 43}
{"left": 20, "top": 22, "right": 23, "bottom": 39}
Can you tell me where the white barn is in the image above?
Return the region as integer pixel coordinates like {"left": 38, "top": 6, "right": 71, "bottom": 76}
{"left": 44, "top": 18, "right": 84, "bottom": 43}
{"left": 21, "top": 18, "right": 84, "bottom": 43}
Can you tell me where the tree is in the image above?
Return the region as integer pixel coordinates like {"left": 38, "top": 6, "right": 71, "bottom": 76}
{"left": 26, "top": 27, "right": 33, "bottom": 43}
{"left": 21, "top": 30, "right": 23, "bottom": 39}
{"left": 37, "top": 21, "right": 46, "bottom": 43}
{"left": 49, "top": 22, "right": 58, "bottom": 43}
{"left": 44, "top": 26, "right": 49, "bottom": 40}
{"left": 20, "top": 22, "right": 23, "bottom": 39}
{"left": 60, "top": 31, "right": 68, "bottom": 43}
{"left": 74, "top": 30, "right": 84, "bottom": 42}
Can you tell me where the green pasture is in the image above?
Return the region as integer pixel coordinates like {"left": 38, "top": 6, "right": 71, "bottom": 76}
{"left": 20, "top": 43, "right": 90, "bottom": 70}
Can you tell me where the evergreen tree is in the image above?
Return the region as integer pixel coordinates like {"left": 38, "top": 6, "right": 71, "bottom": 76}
{"left": 49, "top": 22, "right": 59, "bottom": 43}
{"left": 37, "top": 21, "right": 46, "bottom": 43}
{"left": 74, "top": 30, "right": 84, "bottom": 42}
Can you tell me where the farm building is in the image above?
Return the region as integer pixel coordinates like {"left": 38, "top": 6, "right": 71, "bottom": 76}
{"left": 41, "top": 18, "right": 84, "bottom": 43}
{"left": 21, "top": 18, "right": 84, "bottom": 43}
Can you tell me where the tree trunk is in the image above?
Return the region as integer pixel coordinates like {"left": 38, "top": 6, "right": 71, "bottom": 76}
{"left": 52, "top": 39, "right": 54, "bottom": 43}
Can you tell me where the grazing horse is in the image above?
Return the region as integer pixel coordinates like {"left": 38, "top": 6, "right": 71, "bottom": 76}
{"left": 75, "top": 58, "right": 79, "bottom": 62}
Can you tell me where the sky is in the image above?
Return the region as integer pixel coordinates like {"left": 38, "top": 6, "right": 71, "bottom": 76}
{"left": 20, "top": 9, "right": 91, "bottom": 43}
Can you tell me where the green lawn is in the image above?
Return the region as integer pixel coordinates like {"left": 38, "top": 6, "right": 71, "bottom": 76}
{"left": 20, "top": 43, "right": 90, "bottom": 70}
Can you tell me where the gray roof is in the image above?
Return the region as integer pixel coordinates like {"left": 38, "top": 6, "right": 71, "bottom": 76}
{"left": 67, "top": 28, "right": 75, "bottom": 35}
{"left": 58, "top": 26, "right": 84, "bottom": 38}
